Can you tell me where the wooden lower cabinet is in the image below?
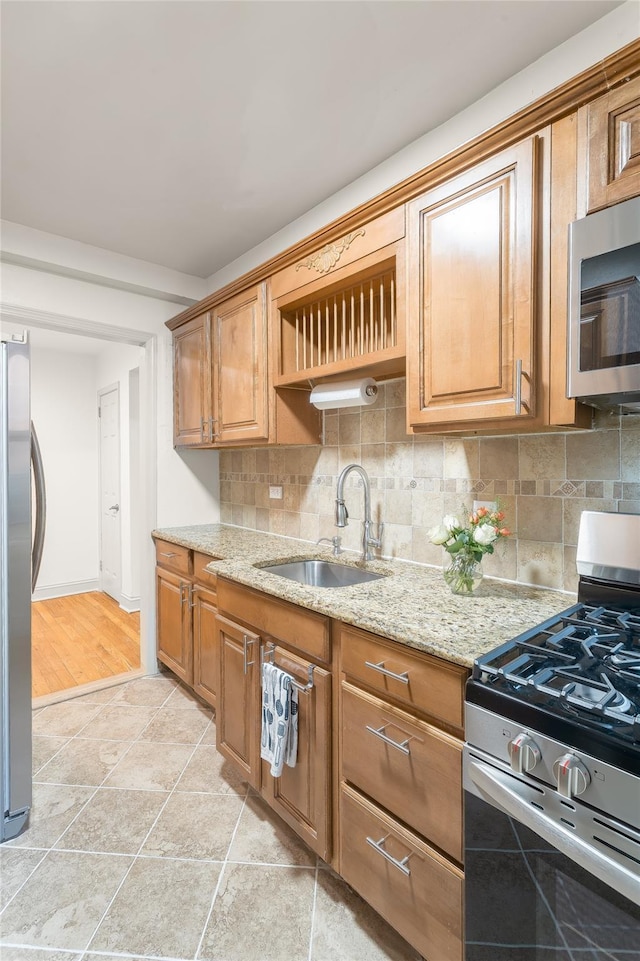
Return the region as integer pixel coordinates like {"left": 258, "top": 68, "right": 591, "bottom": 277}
{"left": 154, "top": 540, "right": 219, "bottom": 708}
{"left": 192, "top": 585, "right": 219, "bottom": 708}
{"left": 214, "top": 580, "right": 333, "bottom": 859}
{"left": 262, "top": 646, "right": 332, "bottom": 860}
{"left": 215, "top": 614, "right": 261, "bottom": 790}
{"left": 340, "top": 784, "right": 463, "bottom": 961}
{"left": 156, "top": 566, "right": 192, "bottom": 685}
{"left": 212, "top": 584, "right": 468, "bottom": 961}
{"left": 339, "top": 621, "right": 467, "bottom": 961}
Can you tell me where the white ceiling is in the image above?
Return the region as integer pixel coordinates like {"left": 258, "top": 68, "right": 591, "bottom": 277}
{"left": 0, "top": 1, "right": 624, "bottom": 279}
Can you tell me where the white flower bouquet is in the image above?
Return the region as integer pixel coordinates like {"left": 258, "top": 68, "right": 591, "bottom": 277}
{"left": 428, "top": 507, "right": 512, "bottom": 594}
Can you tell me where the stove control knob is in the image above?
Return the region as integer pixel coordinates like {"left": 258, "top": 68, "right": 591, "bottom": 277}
{"left": 553, "top": 753, "right": 591, "bottom": 798}
{"left": 507, "top": 733, "right": 541, "bottom": 774}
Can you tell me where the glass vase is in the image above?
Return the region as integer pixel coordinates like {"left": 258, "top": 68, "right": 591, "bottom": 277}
{"left": 442, "top": 551, "right": 483, "bottom": 595}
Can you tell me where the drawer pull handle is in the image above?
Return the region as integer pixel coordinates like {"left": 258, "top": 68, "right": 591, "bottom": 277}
{"left": 364, "top": 660, "right": 409, "bottom": 684}
{"left": 160, "top": 551, "right": 178, "bottom": 558}
{"left": 366, "top": 835, "right": 411, "bottom": 876}
{"left": 365, "top": 724, "right": 411, "bottom": 755}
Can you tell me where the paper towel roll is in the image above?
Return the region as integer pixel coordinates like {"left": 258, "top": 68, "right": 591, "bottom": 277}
{"left": 309, "top": 378, "right": 378, "bottom": 410}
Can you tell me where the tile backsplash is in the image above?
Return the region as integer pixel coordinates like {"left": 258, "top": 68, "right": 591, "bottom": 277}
{"left": 219, "top": 380, "right": 640, "bottom": 594}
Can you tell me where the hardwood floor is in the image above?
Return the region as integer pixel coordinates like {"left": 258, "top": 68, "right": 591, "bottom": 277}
{"left": 32, "top": 591, "right": 140, "bottom": 698}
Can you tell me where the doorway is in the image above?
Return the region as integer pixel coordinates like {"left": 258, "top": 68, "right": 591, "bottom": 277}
{"left": 0, "top": 316, "right": 154, "bottom": 702}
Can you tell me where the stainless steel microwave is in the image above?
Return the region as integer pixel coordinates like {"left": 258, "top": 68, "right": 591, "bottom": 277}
{"left": 567, "top": 195, "right": 640, "bottom": 411}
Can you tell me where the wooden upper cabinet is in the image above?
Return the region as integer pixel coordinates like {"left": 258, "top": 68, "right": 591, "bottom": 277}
{"left": 173, "top": 312, "right": 212, "bottom": 447}
{"left": 582, "top": 75, "right": 640, "bottom": 213}
{"left": 211, "top": 283, "right": 269, "bottom": 445}
{"left": 172, "top": 284, "right": 271, "bottom": 448}
{"left": 407, "top": 138, "right": 538, "bottom": 431}
{"left": 271, "top": 208, "right": 406, "bottom": 388}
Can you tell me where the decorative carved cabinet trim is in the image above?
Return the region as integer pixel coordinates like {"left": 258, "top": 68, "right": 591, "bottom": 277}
{"left": 295, "top": 229, "right": 366, "bottom": 275}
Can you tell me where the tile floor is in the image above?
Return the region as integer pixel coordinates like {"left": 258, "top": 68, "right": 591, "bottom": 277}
{"left": 1, "top": 673, "right": 422, "bottom": 961}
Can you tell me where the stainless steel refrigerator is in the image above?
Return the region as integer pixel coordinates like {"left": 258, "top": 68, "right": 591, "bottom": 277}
{"left": 1, "top": 333, "right": 46, "bottom": 842}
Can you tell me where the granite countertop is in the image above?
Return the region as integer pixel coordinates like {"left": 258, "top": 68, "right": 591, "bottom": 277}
{"left": 152, "top": 524, "right": 576, "bottom": 669}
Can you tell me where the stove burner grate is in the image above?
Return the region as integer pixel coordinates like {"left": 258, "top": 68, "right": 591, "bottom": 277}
{"left": 475, "top": 601, "right": 640, "bottom": 743}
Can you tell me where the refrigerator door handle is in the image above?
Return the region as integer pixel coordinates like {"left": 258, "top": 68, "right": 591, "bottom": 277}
{"left": 31, "top": 422, "right": 46, "bottom": 593}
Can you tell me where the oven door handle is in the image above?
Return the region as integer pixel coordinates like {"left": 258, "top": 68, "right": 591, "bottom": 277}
{"left": 467, "top": 758, "right": 640, "bottom": 907}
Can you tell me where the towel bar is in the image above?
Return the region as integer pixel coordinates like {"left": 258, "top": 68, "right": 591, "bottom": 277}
{"left": 261, "top": 642, "right": 315, "bottom": 693}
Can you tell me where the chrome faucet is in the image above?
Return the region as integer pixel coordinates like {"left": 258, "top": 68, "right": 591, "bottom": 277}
{"left": 335, "top": 464, "right": 383, "bottom": 562}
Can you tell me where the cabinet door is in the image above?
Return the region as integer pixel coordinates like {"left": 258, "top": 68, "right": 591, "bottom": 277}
{"left": 156, "top": 566, "right": 192, "bottom": 685}
{"left": 215, "top": 614, "right": 261, "bottom": 789}
{"left": 211, "top": 283, "right": 269, "bottom": 445}
{"left": 584, "top": 75, "right": 640, "bottom": 212}
{"left": 262, "top": 646, "right": 332, "bottom": 861}
{"left": 173, "top": 312, "right": 212, "bottom": 447}
{"left": 407, "top": 138, "right": 537, "bottom": 429}
{"left": 192, "top": 585, "right": 218, "bottom": 709}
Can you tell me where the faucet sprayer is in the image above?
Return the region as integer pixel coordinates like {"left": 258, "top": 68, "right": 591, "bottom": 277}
{"left": 334, "top": 464, "right": 383, "bottom": 562}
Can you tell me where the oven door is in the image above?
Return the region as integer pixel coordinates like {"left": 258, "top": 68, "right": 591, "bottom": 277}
{"left": 464, "top": 749, "right": 640, "bottom": 961}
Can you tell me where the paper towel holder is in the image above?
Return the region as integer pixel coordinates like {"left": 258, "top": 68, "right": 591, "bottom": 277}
{"left": 309, "top": 378, "right": 378, "bottom": 410}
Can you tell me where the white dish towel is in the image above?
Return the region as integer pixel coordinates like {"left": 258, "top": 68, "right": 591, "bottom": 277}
{"left": 260, "top": 661, "right": 299, "bottom": 778}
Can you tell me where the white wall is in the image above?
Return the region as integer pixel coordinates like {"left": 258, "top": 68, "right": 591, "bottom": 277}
{"left": 205, "top": 2, "right": 640, "bottom": 293}
{"left": 29, "top": 343, "right": 100, "bottom": 595}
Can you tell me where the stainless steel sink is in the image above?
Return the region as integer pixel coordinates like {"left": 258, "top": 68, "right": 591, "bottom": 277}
{"left": 259, "top": 559, "right": 386, "bottom": 588}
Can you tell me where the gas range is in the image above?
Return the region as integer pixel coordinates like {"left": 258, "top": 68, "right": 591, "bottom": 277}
{"left": 464, "top": 511, "right": 640, "bottom": 911}
{"left": 468, "top": 598, "right": 640, "bottom": 774}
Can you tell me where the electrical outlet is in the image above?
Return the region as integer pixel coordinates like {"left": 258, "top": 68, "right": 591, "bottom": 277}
{"left": 269, "top": 485, "right": 283, "bottom": 500}
{"left": 473, "top": 500, "right": 497, "bottom": 513}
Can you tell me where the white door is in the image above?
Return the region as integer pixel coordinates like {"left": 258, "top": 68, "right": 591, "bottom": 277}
{"left": 99, "top": 385, "right": 121, "bottom": 602}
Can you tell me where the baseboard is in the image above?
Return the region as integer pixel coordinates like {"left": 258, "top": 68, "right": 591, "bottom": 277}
{"left": 32, "top": 579, "right": 100, "bottom": 602}
{"left": 119, "top": 593, "right": 141, "bottom": 614}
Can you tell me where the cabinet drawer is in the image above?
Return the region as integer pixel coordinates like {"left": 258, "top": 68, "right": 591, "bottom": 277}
{"left": 217, "top": 579, "right": 330, "bottom": 664}
{"left": 340, "top": 784, "right": 463, "bottom": 961}
{"left": 154, "top": 539, "right": 192, "bottom": 576}
{"left": 342, "top": 683, "right": 462, "bottom": 862}
{"left": 339, "top": 624, "right": 466, "bottom": 732}
{"left": 193, "top": 551, "right": 219, "bottom": 591}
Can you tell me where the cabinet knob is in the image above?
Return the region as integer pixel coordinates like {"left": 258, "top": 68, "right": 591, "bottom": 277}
{"left": 507, "top": 732, "right": 541, "bottom": 774}
{"left": 553, "top": 753, "right": 591, "bottom": 798}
